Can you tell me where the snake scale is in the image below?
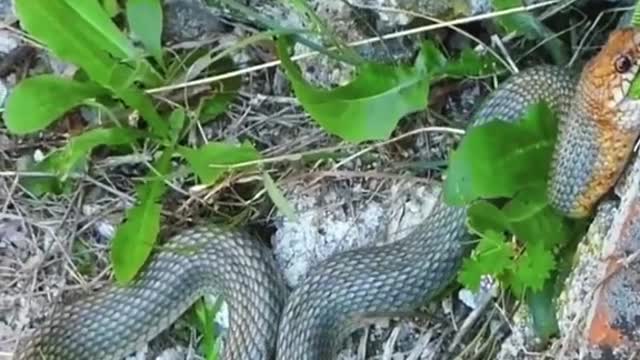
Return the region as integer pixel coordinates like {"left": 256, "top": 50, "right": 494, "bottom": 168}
{"left": 14, "top": 27, "right": 640, "bottom": 360}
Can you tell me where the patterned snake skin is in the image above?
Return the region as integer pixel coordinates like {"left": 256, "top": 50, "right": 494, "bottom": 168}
{"left": 14, "top": 28, "right": 640, "bottom": 360}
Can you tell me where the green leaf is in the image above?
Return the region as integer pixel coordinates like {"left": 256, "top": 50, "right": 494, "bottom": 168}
{"left": 16, "top": 0, "right": 132, "bottom": 83}
{"left": 467, "top": 200, "right": 511, "bottom": 236}
{"left": 263, "top": 172, "right": 297, "bottom": 222}
{"left": 198, "top": 76, "right": 242, "bottom": 124}
{"left": 18, "top": 156, "right": 79, "bottom": 196}
{"left": 168, "top": 108, "right": 186, "bottom": 142}
{"left": 15, "top": 0, "right": 162, "bottom": 87}
{"left": 491, "top": 0, "right": 568, "bottom": 64}
{"left": 503, "top": 186, "right": 572, "bottom": 249}
{"left": 439, "top": 48, "right": 499, "bottom": 77}
{"left": 45, "top": 127, "right": 144, "bottom": 180}
{"left": 4, "top": 75, "right": 107, "bottom": 134}
{"left": 117, "top": 85, "right": 170, "bottom": 138}
{"left": 510, "top": 241, "right": 555, "bottom": 297}
{"left": 276, "top": 36, "right": 429, "bottom": 142}
{"left": 526, "top": 278, "right": 560, "bottom": 342}
{"left": 492, "top": 0, "right": 544, "bottom": 40}
{"left": 179, "top": 142, "right": 261, "bottom": 184}
{"left": 501, "top": 185, "right": 548, "bottom": 222}
{"left": 111, "top": 148, "right": 172, "bottom": 284}
{"left": 194, "top": 297, "right": 223, "bottom": 360}
{"left": 458, "top": 230, "right": 514, "bottom": 290}
{"left": 414, "top": 40, "right": 447, "bottom": 74}
{"left": 444, "top": 103, "right": 558, "bottom": 206}
{"left": 126, "top": 0, "right": 164, "bottom": 67}
{"left": 633, "top": 1, "right": 640, "bottom": 27}
{"left": 101, "top": 0, "right": 121, "bottom": 18}
{"left": 416, "top": 41, "right": 499, "bottom": 78}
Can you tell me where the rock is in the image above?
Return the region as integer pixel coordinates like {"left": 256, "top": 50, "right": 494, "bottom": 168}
{"left": 0, "top": 0, "right": 15, "bottom": 24}
{"left": 162, "top": 0, "right": 228, "bottom": 44}
{"left": 271, "top": 180, "right": 439, "bottom": 288}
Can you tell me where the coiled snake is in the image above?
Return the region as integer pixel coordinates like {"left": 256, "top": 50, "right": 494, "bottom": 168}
{"left": 14, "top": 27, "right": 640, "bottom": 360}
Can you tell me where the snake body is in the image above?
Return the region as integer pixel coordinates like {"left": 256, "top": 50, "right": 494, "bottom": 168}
{"left": 14, "top": 28, "right": 640, "bottom": 360}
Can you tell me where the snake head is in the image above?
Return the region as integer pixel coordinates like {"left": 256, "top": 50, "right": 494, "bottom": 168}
{"left": 549, "top": 27, "right": 640, "bottom": 218}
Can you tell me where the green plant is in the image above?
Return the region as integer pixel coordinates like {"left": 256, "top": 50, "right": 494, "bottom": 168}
{"left": 444, "top": 103, "right": 585, "bottom": 340}
{"left": 3, "top": 0, "right": 584, "bottom": 352}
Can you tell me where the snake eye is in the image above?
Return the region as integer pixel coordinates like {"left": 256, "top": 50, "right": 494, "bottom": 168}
{"left": 614, "top": 54, "right": 633, "bottom": 73}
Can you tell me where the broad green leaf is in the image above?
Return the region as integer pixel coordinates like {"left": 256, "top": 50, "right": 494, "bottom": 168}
{"left": 458, "top": 230, "right": 514, "bottom": 290}
{"left": 16, "top": 0, "right": 131, "bottom": 84}
{"left": 179, "top": 142, "right": 261, "bottom": 184}
{"left": 126, "top": 0, "right": 164, "bottom": 67}
{"left": 263, "top": 172, "right": 297, "bottom": 222}
{"left": 111, "top": 148, "right": 172, "bottom": 283}
{"left": 15, "top": 0, "right": 162, "bottom": 87}
{"left": 501, "top": 185, "right": 548, "bottom": 222}
{"left": 276, "top": 36, "right": 429, "bottom": 142}
{"left": 467, "top": 200, "right": 511, "bottom": 236}
{"left": 4, "top": 75, "right": 107, "bottom": 134}
{"left": 444, "top": 103, "right": 558, "bottom": 206}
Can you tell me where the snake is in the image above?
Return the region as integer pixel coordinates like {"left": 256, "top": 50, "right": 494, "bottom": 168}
{"left": 13, "top": 27, "right": 640, "bottom": 360}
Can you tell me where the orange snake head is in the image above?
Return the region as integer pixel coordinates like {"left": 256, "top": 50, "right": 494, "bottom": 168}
{"left": 549, "top": 27, "right": 640, "bottom": 218}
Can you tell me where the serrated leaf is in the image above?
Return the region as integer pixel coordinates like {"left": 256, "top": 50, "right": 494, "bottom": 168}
{"left": 263, "top": 172, "right": 297, "bottom": 222}
{"left": 276, "top": 36, "right": 429, "bottom": 142}
{"left": 111, "top": 148, "right": 172, "bottom": 284}
{"left": 444, "top": 103, "right": 558, "bottom": 206}
{"left": 510, "top": 241, "right": 555, "bottom": 297}
{"left": 126, "top": 0, "right": 164, "bottom": 67}
{"left": 179, "top": 142, "right": 261, "bottom": 184}
{"left": 4, "top": 75, "right": 107, "bottom": 134}
{"left": 458, "top": 230, "right": 514, "bottom": 291}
